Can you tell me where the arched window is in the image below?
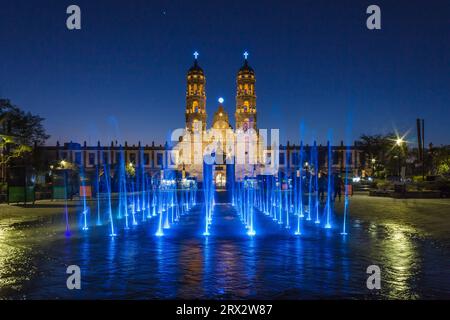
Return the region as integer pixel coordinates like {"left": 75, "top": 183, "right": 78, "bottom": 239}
{"left": 243, "top": 118, "right": 250, "bottom": 131}
{"left": 192, "top": 120, "right": 200, "bottom": 131}
{"left": 243, "top": 101, "right": 249, "bottom": 112}
{"left": 192, "top": 101, "right": 199, "bottom": 113}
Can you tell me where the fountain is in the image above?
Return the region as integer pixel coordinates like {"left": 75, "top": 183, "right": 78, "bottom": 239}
{"left": 69, "top": 136, "right": 346, "bottom": 241}
{"left": 341, "top": 147, "right": 351, "bottom": 235}
{"left": 79, "top": 167, "right": 89, "bottom": 231}
{"left": 313, "top": 142, "right": 320, "bottom": 224}
{"left": 96, "top": 165, "right": 102, "bottom": 225}
{"left": 324, "top": 141, "right": 333, "bottom": 229}
{"left": 103, "top": 163, "right": 116, "bottom": 237}
{"left": 294, "top": 141, "right": 304, "bottom": 235}
{"left": 202, "top": 161, "right": 214, "bottom": 236}
{"left": 227, "top": 137, "right": 349, "bottom": 239}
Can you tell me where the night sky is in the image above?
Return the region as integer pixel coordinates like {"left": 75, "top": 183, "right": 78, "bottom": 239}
{"left": 0, "top": 0, "right": 449, "bottom": 146}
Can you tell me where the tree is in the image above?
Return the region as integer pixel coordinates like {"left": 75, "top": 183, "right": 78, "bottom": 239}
{"left": 359, "top": 133, "right": 399, "bottom": 158}
{"left": 1, "top": 99, "right": 50, "bottom": 181}
{"left": 1, "top": 99, "right": 50, "bottom": 146}
{"left": 431, "top": 145, "right": 450, "bottom": 175}
{"left": 358, "top": 133, "right": 407, "bottom": 177}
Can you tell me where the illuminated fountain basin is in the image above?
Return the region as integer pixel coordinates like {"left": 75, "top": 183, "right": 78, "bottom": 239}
{"left": 3, "top": 195, "right": 450, "bottom": 300}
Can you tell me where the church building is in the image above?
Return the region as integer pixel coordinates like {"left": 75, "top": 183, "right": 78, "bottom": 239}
{"left": 174, "top": 52, "right": 265, "bottom": 186}
{"left": 35, "top": 53, "right": 369, "bottom": 187}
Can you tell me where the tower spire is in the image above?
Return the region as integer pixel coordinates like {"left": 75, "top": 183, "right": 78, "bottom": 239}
{"left": 186, "top": 52, "right": 206, "bottom": 132}
{"left": 235, "top": 52, "right": 256, "bottom": 131}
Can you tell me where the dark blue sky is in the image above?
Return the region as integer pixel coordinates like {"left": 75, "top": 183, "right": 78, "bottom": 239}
{"left": 1, "top": 0, "right": 449, "bottom": 146}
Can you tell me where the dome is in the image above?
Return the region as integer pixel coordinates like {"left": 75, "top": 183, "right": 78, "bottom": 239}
{"left": 188, "top": 59, "right": 204, "bottom": 74}
{"left": 238, "top": 59, "right": 254, "bottom": 75}
{"left": 212, "top": 105, "right": 232, "bottom": 130}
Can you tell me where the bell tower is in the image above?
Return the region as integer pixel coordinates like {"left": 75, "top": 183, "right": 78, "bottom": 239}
{"left": 185, "top": 52, "right": 207, "bottom": 132}
{"left": 235, "top": 52, "right": 257, "bottom": 132}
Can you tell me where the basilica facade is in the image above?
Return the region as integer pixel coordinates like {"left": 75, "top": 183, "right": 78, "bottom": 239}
{"left": 174, "top": 54, "right": 266, "bottom": 185}
{"left": 35, "top": 55, "right": 369, "bottom": 186}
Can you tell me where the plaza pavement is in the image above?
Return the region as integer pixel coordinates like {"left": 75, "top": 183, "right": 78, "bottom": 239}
{"left": 1, "top": 194, "right": 449, "bottom": 243}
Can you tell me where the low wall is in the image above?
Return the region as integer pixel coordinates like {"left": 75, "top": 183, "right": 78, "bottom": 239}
{"left": 369, "top": 190, "right": 442, "bottom": 199}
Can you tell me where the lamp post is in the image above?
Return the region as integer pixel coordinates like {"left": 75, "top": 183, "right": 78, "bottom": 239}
{"left": 371, "top": 158, "right": 376, "bottom": 177}
{"left": 393, "top": 135, "right": 407, "bottom": 179}
{"left": 393, "top": 155, "right": 400, "bottom": 178}
{"left": 396, "top": 137, "right": 405, "bottom": 147}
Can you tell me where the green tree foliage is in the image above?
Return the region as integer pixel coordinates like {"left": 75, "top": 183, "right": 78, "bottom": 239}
{"left": 1, "top": 99, "right": 50, "bottom": 146}
{"left": 358, "top": 133, "right": 406, "bottom": 177}
{"left": 431, "top": 146, "right": 450, "bottom": 175}
{"left": 1, "top": 99, "right": 50, "bottom": 166}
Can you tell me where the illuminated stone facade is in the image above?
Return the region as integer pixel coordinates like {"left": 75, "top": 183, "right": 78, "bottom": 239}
{"left": 185, "top": 56, "right": 207, "bottom": 132}
{"left": 36, "top": 54, "right": 369, "bottom": 184}
{"left": 175, "top": 55, "right": 264, "bottom": 184}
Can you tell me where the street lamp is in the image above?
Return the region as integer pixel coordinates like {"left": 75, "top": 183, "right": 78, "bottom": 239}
{"left": 396, "top": 137, "right": 404, "bottom": 146}
{"left": 371, "top": 158, "right": 376, "bottom": 177}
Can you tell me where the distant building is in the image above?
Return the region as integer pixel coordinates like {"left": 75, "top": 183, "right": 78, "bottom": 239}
{"left": 36, "top": 54, "right": 370, "bottom": 184}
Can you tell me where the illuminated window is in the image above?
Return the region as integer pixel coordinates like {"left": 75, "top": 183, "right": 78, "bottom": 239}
{"left": 243, "top": 118, "right": 250, "bottom": 131}
{"left": 192, "top": 120, "right": 200, "bottom": 131}
{"left": 243, "top": 101, "right": 249, "bottom": 112}
{"left": 192, "top": 101, "right": 199, "bottom": 112}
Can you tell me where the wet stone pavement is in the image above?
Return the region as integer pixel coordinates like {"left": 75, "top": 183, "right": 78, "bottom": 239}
{"left": 0, "top": 195, "right": 449, "bottom": 299}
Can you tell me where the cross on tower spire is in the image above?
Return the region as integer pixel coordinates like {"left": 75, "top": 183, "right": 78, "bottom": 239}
{"left": 193, "top": 51, "right": 199, "bottom": 60}
{"left": 243, "top": 51, "right": 249, "bottom": 60}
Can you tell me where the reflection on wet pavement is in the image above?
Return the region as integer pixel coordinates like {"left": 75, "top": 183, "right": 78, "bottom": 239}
{"left": 0, "top": 200, "right": 449, "bottom": 299}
